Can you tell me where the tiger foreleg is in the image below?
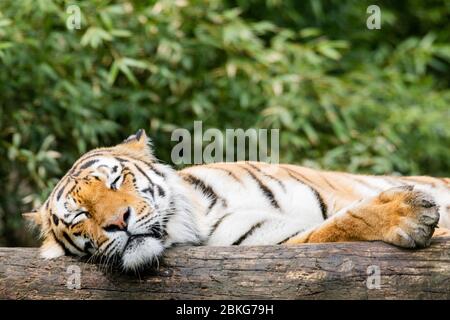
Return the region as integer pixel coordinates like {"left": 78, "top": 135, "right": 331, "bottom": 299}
{"left": 286, "top": 186, "right": 440, "bottom": 248}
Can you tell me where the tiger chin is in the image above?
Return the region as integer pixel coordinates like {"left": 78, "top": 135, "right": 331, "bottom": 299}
{"left": 24, "top": 129, "right": 450, "bottom": 272}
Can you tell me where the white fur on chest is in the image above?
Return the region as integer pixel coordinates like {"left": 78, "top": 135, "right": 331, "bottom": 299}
{"left": 183, "top": 167, "right": 325, "bottom": 246}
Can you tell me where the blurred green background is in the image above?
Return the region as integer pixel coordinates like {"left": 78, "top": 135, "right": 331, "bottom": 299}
{"left": 0, "top": 0, "right": 449, "bottom": 247}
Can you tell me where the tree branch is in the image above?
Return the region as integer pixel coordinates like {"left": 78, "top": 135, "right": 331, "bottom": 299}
{"left": 1, "top": 239, "right": 450, "bottom": 299}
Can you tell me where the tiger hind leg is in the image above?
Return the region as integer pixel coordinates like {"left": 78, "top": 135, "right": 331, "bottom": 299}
{"left": 285, "top": 186, "right": 440, "bottom": 248}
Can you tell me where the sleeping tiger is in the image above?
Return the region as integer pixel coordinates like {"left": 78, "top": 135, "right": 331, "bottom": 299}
{"left": 24, "top": 129, "right": 450, "bottom": 271}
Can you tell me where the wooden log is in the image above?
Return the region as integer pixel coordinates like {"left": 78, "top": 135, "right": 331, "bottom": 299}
{"left": 1, "top": 239, "right": 450, "bottom": 299}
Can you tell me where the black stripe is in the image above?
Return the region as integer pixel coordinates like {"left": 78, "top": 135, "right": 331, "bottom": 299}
{"left": 232, "top": 221, "right": 265, "bottom": 245}
{"left": 134, "top": 164, "right": 154, "bottom": 187}
{"left": 208, "top": 213, "right": 232, "bottom": 236}
{"left": 348, "top": 211, "right": 373, "bottom": 228}
{"left": 114, "top": 156, "right": 165, "bottom": 178}
{"left": 133, "top": 158, "right": 166, "bottom": 178}
{"left": 62, "top": 231, "right": 85, "bottom": 253}
{"left": 285, "top": 169, "right": 327, "bottom": 220}
{"left": 142, "top": 160, "right": 166, "bottom": 178}
{"left": 312, "top": 189, "right": 327, "bottom": 220}
{"left": 278, "top": 230, "right": 312, "bottom": 244}
{"left": 136, "top": 213, "right": 150, "bottom": 224}
{"left": 60, "top": 219, "right": 71, "bottom": 228}
{"left": 68, "top": 152, "right": 110, "bottom": 175}
{"left": 247, "top": 163, "right": 285, "bottom": 191}
{"left": 205, "top": 167, "right": 242, "bottom": 183}
{"left": 208, "top": 198, "right": 218, "bottom": 210}
{"left": 320, "top": 174, "right": 338, "bottom": 190}
{"left": 241, "top": 166, "right": 280, "bottom": 209}
{"left": 282, "top": 166, "right": 317, "bottom": 186}
{"left": 65, "top": 184, "right": 77, "bottom": 200}
{"left": 52, "top": 214, "right": 59, "bottom": 226}
{"left": 79, "top": 159, "right": 99, "bottom": 170}
{"left": 156, "top": 185, "right": 166, "bottom": 197}
{"left": 56, "top": 180, "right": 69, "bottom": 201}
{"left": 47, "top": 174, "right": 73, "bottom": 207}
{"left": 277, "top": 230, "right": 303, "bottom": 245}
{"left": 182, "top": 174, "right": 219, "bottom": 211}
{"left": 79, "top": 150, "right": 111, "bottom": 159}
{"left": 100, "top": 239, "right": 115, "bottom": 254}
{"left": 142, "top": 187, "right": 154, "bottom": 198}
{"left": 70, "top": 220, "right": 83, "bottom": 229}
{"left": 51, "top": 230, "right": 72, "bottom": 256}
{"left": 103, "top": 240, "right": 118, "bottom": 257}
{"left": 123, "top": 169, "right": 135, "bottom": 181}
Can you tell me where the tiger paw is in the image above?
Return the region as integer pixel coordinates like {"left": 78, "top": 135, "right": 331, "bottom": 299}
{"left": 379, "top": 186, "right": 440, "bottom": 248}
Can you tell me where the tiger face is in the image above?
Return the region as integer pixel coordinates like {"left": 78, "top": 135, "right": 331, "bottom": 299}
{"left": 24, "top": 130, "right": 200, "bottom": 271}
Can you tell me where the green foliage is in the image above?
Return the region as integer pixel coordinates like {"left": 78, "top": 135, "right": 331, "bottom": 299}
{"left": 0, "top": 0, "right": 449, "bottom": 246}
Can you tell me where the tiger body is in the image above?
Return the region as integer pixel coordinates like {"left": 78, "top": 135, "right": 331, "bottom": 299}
{"left": 24, "top": 130, "right": 450, "bottom": 271}
{"left": 182, "top": 163, "right": 450, "bottom": 247}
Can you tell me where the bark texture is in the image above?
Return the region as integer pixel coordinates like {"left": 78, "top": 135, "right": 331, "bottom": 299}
{"left": 1, "top": 239, "right": 450, "bottom": 299}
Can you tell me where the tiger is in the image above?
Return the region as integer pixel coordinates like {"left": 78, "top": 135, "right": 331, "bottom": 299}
{"left": 24, "top": 129, "right": 450, "bottom": 271}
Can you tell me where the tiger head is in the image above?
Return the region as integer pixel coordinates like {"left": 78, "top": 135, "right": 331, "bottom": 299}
{"left": 23, "top": 130, "right": 201, "bottom": 271}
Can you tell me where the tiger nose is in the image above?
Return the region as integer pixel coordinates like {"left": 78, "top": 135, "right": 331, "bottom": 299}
{"left": 103, "top": 207, "right": 130, "bottom": 232}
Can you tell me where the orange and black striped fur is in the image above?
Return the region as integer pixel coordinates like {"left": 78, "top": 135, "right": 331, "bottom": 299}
{"left": 24, "top": 130, "right": 450, "bottom": 271}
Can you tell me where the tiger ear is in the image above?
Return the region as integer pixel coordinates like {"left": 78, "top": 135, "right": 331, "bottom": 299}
{"left": 122, "top": 129, "right": 147, "bottom": 145}
{"left": 23, "top": 209, "right": 64, "bottom": 258}
{"left": 22, "top": 210, "right": 42, "bottom": 226}
{"left": 120, "top": 129, "right": 154, "bottom": 159}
